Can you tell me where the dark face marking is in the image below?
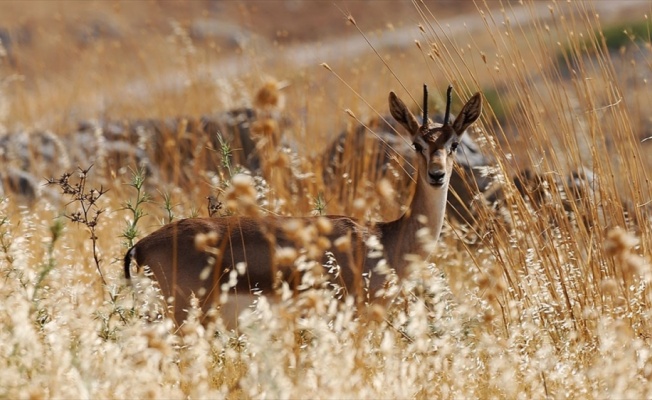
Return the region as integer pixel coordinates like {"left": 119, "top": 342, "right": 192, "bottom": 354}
{"left": 410, "top": 124, "right": 459, "bottom": 187}
{"left": 413, "top": 124, "right": 458, "bottom": 155}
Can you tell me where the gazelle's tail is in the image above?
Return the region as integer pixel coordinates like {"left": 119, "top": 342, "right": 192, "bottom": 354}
{"left": 124, "top": 247, "right": 135, "bottom": 280}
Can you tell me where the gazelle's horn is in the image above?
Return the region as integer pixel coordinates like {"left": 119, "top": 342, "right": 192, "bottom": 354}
{"left": 443, "top": 84, "right": 453, "bottom": 126}
{"left": 422, "top": 84, "right": 428, "bottom": 125}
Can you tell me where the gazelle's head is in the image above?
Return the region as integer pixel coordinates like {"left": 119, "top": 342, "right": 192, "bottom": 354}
{"left": 389, "top": 84, "right": 482, "bottom": 188}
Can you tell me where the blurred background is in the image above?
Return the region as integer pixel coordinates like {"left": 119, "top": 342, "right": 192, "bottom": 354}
{"left": 1, "top": 1, "right": 649, "bottom": 200}
{"left": 0, "top": 1, "right": 475, "bottom": 133}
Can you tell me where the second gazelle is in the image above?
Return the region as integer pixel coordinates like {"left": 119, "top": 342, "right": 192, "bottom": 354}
{"left": 124, "top": 85, "right": 483, "bottom": 325}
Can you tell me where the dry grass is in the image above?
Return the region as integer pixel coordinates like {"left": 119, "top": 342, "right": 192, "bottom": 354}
{"left": 0, "top": 0, "right": 651, "bottom": 398}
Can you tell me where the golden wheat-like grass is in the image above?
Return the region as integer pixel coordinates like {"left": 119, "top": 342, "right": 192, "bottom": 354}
{"left": 0, "top": 1, "right": 650, "bottom": 398}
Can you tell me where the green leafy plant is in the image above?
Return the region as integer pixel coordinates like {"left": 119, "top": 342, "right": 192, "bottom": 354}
{"left": 121, "top": 167, "right": 150, "bottom": 250}
{"left": 217, "top": 132, "right": 235, "bottom": 179}
{"left": 312, "top": 191, "right": 327, "bottom": 216}
{"left": 32, "top": 218, "right": 64, "bottom": 302}
{"left": 31, "top": 218, "right": 64, "bottom": 327}
{"left": 159, "top": 190, "right": 177, "bottom": 224}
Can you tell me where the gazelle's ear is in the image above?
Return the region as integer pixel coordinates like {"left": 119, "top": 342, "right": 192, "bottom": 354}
{"left": 452, "top": 92, "right": 482, "bottom": 135}
{"left": 389, "top": 92, "right": 420, "bottom": 137}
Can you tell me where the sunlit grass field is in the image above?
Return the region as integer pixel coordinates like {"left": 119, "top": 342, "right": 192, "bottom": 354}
{"left": 0, "top": 1, "right": 650, "bottom": 398}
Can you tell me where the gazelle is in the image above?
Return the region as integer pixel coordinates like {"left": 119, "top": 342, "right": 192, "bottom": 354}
{"left": 322, "top": 107, "right": 493, "bottom": 225}
{"left": 124, "top": 85, "right": 482, "bottom": 325}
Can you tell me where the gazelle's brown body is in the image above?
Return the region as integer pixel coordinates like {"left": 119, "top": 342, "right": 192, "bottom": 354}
{"left": 125, "top": 215, "right": 374, "bottom": 304}
{"left": 125, "top": 85, "right": 482, "bottom": 326}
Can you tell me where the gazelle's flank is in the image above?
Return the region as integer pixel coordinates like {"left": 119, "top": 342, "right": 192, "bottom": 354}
{"left": 124, "top": 85, "right": 482, "bottom": 325}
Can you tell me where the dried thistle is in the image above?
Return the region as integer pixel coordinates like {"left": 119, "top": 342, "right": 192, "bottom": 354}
{"left": 253, "top": 78, "right": 287, "bottom": 111}
{"left": 207, "top": 195, "right": 223, "bottom": 217}
{"left": 46, "top": 165, "right": 108, "bottom": 286}
{"left": 605, "top": 227, "right": 650, "bottom": 282}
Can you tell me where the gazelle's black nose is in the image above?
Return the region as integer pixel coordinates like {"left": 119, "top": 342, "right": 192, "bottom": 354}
{"left": 428, "top": 170, "right": 446, "bottom": 186}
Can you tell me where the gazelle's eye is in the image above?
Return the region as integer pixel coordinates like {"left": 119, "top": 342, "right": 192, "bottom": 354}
{"left": 450, "top": 141, "right": 459, "bottom": 153}
{"left": 413, "top": 142, "right": 423, "bottom": 153}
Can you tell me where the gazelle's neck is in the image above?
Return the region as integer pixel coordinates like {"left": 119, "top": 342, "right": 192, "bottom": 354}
{"left": 377, "top": 175, "right": 449, "bottom": 273}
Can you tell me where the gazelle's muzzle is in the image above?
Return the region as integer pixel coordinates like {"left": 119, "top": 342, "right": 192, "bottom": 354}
{"left": 426, "top": 149, "right": 449, "bottom": 187}
{"left": 427, "top": 168, "right": 447, "bottom": 187}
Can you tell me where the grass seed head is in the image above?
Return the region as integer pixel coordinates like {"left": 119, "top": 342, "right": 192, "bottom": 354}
{"left": 316, "top": 217, "right": 333, "bottom": 235}
{"left": 334, "top": 233, "right": 352, "bottom": 252}
{"left": 194, "top": 230, "right": 219, "bottom": 252}
{"left": 316, "top": 236, "right": 331, "bottom": 252}
{"left": 275, "top": 247, "right": 298, "bottom": 267}
{"left": 225, "top": 174, "right": 259, "bottom": 216}
{"left": 605, "top": 227, "right": 639, "bottom": 257}
{"left": 376, "top": 178, "right": 395, "bottom": 201}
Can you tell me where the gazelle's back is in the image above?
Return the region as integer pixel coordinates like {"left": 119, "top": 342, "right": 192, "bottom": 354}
{"left": 127, "top": 215, "right": 375, "bottom": 323}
